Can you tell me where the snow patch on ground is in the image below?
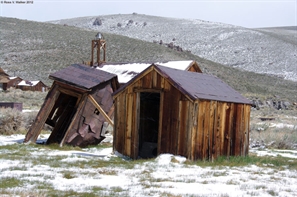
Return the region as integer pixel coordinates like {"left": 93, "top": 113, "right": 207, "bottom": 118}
{"left": 1, "top": 134, "right": 297, "bottom": 196}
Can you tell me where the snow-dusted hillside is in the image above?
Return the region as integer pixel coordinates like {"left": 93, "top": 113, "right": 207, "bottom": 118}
{"left": 50, "top": 14, "right": 297, "bottom": 81}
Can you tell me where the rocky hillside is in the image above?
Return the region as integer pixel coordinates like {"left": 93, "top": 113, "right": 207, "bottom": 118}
{"left": 50, "top": 13, "right": 297, "bottom": 82}
{"left": 1, "top": 16, "right": 297, "bottom": 110}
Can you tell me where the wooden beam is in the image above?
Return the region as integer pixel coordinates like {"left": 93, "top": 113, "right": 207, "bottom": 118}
{"left": 24, "top": 84, "right": 60, "bottom": 143}
{"left": 88, "top": 95, "right": 114, "bottom": 127}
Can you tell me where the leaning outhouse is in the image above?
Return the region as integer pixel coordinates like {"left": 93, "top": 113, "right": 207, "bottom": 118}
{"left": 113, "top": 64, "right": 252, "bottom": 160}
{"left": 24, "top": 64, "right": 119, "bottom": 147}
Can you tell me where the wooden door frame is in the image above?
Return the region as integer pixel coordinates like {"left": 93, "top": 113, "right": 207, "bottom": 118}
{"left": 134, "top": 90, "right": 163, "bottom": 158}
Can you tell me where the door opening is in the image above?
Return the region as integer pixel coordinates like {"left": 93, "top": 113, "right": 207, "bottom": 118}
{"left": 46, "top": 93, "right": 78, "bottom": 144}
{"left": 138, "top": 92, "right": 160, "bottom": 158}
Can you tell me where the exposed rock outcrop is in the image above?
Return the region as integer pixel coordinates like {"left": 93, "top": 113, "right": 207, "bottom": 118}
{"left": 93, "top": 18, "right": 102, "bottom": 26}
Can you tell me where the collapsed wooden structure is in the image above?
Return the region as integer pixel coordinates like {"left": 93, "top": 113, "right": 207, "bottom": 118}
{"left": 113, "top": 64, "right": 252, "bottom": 160}
{"left": 24, "top": 64, "right": 119, "bottom": 147}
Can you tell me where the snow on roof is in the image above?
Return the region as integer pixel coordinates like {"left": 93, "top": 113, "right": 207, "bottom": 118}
{"left": 97, "top": 60, "right": 194, "bottom": 83}
{"left": 18, "top": 80, "right": 40, "bottom": 86}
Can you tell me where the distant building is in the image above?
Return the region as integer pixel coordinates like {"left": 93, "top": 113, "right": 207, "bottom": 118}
{"left": 0, "top": 68, "right": 10, "bottom": 90}
{"left": 7, "top": 76, "right": 23, "bottom": 89}
{"left": 0, "top": 102, "right": 23, "bottom": 111}
{"left": 16, "top": 80, "right": 48, "bottom": 92}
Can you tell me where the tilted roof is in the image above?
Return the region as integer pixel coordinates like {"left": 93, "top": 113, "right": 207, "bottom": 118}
{"left": 115, "top": 64, "right": 252, "bottom": 104}
{"left": 0, "top": 68, "right": 9, "bottom": 76}
{"left": 96, "top": 60, "right": 200, "bottom": 84}
{"left": 49, "top": 64, "right": 118, "bottom": 90}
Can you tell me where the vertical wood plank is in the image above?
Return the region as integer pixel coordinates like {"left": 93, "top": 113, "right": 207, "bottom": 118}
{"left": 228, "top": 103, "right": 236, "bottom": 156}
{"left": 152, "top": 70, "right": 157, "bottom": 88}
{"left": 215, "top": 102, "right": 222, "bottom": 158}
{"left": 113, "top": 97, "right": 118, "bottom": 152}
{"left": 172, "top": 89, "right": 180, "bottom": 155}
{"left": 142, "top": 72, "right": 152, "bottom": 89}
{"left": 208, "top": 101, "right": 215, "bottom": 161}
{"left": 219, "top": 102, "right": 227, "bottom": 157}
{"left": 157, "top": 91, "right": 164, "bottom": 156}
{"left": 117, "top": 90, "right": 127, "bottom": 156}
{"left": 222, "top": 103, "right": 230, "bottom": 155}
{"left": 202, "top": 101, "right": 210, "bottom": 160}
{"left": 190, "top": 102, "right": 198, "bottom": 160}
{"left": 211, "top": 101, "right": 218, "bottom": 161}
{"left": 178, "top": 99, "right": 189, "bottom": 157}
{"left": 243, "top": 105, "right": 251, "bottom": 156}
{"left": 196, "top": 100, "right": 206, "bottom": 160}
{"left": 125, "top": 92, "right": 133, "bottom": 157}
{"left": 234, "top": 104, "right": 243, "bottom": 156}
{"left": 132, "top": 92, "right": 140, "bottom": 159}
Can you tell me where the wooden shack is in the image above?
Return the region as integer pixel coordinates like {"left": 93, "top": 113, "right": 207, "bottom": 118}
{"left": 24, "top": 64, "right": 119, "bottom": 147}
{"left": 97, "top": 60, "right": 202, "bottom": 85}
{"left": 0, "top": 68, "right": 10, "bottom": 90}
{"left": 17, "top": 80, "right": 48, "bottom": 92}
{"left": 7, "top": 76, "right": 23, "bottom": 89}
{"left": 113, "top": 64, "right": 252, "bottom": 161}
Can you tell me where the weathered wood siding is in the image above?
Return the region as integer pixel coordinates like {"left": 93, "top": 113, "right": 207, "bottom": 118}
{"left": 187, "top": 100, "right": 250, "bottom": 161}
{"left": 7, "top": 77, "right": 22, "bottom": 89}
{"left": 113, "top": 68, "right": 251, "bottom": 160}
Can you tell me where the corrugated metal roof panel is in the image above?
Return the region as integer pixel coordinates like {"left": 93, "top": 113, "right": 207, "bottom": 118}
{"left": 155, "top": 65, "right": 251, "bottom": 104}
{"left": 49, "top": 64, "right": 117, "bottom": 90}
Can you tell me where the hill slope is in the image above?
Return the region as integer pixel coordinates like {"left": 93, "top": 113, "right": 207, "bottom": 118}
{"left": 0, "top": 17, "right": 297, "bottom": 106}
{"left": 50, "top": 13, "right": 297, "bottom": 82}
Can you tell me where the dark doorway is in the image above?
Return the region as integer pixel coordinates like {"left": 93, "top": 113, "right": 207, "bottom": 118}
{"left": 46, "top": 93, "right": 78, "bottom": 144}
{"left": 138, "top": 92, "right": 160, "bottom": 158}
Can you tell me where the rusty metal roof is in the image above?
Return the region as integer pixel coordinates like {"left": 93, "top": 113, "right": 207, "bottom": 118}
{"left": 155, "top": 65, "right": 252, "bottom": 104}
{"left": 49, "top": 64, "right": 118, "bottom": 90}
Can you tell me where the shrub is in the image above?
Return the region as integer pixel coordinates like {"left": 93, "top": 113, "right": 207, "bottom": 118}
{"left": 0, "top": 108, "right": 38, "bottom": 135}
{"left": 0, "top": 108, "right": 22, "bottom": 135}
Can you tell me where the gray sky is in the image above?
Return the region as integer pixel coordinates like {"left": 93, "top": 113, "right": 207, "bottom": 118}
{"left": 0, "top": 0, "right": 296, "bottom": 28}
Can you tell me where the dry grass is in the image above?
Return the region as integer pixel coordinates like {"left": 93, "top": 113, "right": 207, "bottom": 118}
{"left": 0, "top": 88, "right": 47, "bottom": 110}
{"left": 0, "top": 107, "right": 38, "bottom": 135}
{"left": 250, "top": 108, "right": 297, "bottom": 149}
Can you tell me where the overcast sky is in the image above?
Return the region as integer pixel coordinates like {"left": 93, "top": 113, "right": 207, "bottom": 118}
{"left": 0, "top": 0, "right": 296, "bottom": 28}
